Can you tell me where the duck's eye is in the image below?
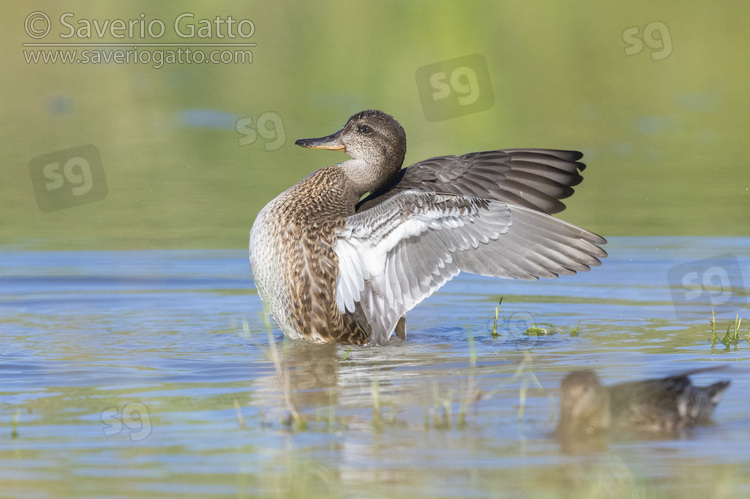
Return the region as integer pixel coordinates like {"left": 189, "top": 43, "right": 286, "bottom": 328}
{"left": 357, "top": 125, "right": 372, "bottom": 134}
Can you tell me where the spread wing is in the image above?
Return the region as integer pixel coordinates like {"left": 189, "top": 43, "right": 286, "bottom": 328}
{"left": 336, "top": 190, "right": 607, "bottom": 344}
{"left": 356, "top": 149, "right": 587, "bottom": 215}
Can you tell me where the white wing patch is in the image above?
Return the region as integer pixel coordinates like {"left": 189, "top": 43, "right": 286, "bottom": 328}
{"left": 333, "top": 190, "right": 605, "bottom": 343}
{"left": 333, "top": 190, "right": 512, "bottom": 342}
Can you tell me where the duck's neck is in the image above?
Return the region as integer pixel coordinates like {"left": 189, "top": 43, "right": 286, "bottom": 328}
{"left": 341, "top": 147, "right": 405, "bottom": 198}
{"left": 340, "top": 159, "right": 381, "bottom": 196}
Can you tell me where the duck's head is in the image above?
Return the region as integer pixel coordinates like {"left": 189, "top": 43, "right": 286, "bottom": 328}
{"left": 557, "top": 370, "right": 612, "bottom": 437}
{"left": 295, "top": 110, "right": 407, "bottom": 194}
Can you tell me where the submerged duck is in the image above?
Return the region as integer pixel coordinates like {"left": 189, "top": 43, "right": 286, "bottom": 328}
{"left": 557, "top": 368, "right": 730, "bottom": 438}
{"left": 249, "top": 110, "right": 607, "bottom": 345}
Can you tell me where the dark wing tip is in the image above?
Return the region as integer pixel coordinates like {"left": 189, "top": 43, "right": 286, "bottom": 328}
{"left": 358, "top": 148, "right": 594, "bottom": 216}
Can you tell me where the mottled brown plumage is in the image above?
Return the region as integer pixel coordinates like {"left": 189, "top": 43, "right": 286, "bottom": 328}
{"left": 249, "top": 110, "right": 607, "bottom": 344}
{"left": 251, "top": 111, "right": 406, "bottom": 343}
{"left": 251, "top": 168, "right": 369, "bottom": 343}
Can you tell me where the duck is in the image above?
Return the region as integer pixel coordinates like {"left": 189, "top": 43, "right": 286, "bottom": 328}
{"left": 249, "top": 109, "right": 607, "bottom": 345}
{"left": 556, "top": 368, "right": 730, "bottom": 439}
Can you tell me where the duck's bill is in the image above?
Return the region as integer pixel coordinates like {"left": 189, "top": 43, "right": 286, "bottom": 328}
{"left": 295, "top": 129, "right": 345, "bottom": 150}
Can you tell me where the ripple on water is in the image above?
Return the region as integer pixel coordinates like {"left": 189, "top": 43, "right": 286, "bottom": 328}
{"left": 1, "top": 237, "right": 749, "bottom": 497}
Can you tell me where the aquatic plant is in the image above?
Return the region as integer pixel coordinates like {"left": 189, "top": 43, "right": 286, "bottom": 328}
{"left": 710, "top": 312, "right": 747, "bottom": 352}
{"left": 491, "top": 298, "right": 503, "bottom": 339}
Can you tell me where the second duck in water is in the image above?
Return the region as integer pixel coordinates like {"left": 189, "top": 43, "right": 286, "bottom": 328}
{"left": 557, "top": 368, "right": 730, "bottom": 436}
{"left": 250, "top": 110, "right": 607, "bottom": 345}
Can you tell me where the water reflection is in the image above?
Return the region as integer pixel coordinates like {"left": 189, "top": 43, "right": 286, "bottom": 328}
{"left": 1, "top": 239, "right": 749, "bottom": 497}
{"left": 252, "top": 340, "right": 371, "bottom": 429}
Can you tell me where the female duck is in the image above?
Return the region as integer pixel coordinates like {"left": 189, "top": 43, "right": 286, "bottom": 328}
{"left": 250, "top": 110, "right": 607, "bottom": 345}
{"left": 557, "top": 368, "right": 730, "bottom": 436}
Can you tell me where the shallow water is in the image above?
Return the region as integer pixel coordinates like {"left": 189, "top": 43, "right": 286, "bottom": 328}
{"left": 1, "top": 237, "right": 749, "bottom": 498}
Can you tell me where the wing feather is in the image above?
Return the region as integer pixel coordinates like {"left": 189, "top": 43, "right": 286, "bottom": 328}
{"left": 335, "top": 190, "right": 606, "bottom": 343}
{"left": 356, "top": 149, "right": 587, "bottom": 215}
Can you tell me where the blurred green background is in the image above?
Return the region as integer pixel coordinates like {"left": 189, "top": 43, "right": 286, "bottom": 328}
{"left": 2, "top": 0, "right": 748, "bottom": 250}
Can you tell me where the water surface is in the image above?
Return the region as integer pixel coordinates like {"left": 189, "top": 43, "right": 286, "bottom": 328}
{"left": 1, "top": 237, "right": 749, "bottom": 497}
